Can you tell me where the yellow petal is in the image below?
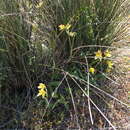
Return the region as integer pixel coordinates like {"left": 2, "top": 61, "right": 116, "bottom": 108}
{"left": 37, "top": 89, "right": 46, "bottom": 98}
{"left": 38, "top": 83, "right": 46, "bottom": 89}
{"left": 66, "top": 24, "right": 71, "bottom": 30}
{"left": 95, "top": 50, "right": 102, "bottom": 60}
{"left": 37, "top": 92, "right": 41, "bottom": 97}
{"left": 36, "top": 2, "right": 43, "bottom": 8}
{"left": 104, "top": 50, "right": 111, "bottom": 58}
{"left": 106, "top": 60, "right": 113, "bottom": 68}
{"left": 59, "top": 24, "right": 66, "bottom": 30}
{"left": 89, "top": 67, "right": 95, "bottom": 74}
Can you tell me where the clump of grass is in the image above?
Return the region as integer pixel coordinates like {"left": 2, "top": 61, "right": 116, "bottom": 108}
{"left": 43, "top": 0, "right": 129, "bottom": 60}
{"left": 0, "top": 0, "right": 30, "bottom": 88}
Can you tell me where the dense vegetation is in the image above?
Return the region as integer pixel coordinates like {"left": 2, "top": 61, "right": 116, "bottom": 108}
{"left": 0, "top": 0, "right": 129, "bottom": 129}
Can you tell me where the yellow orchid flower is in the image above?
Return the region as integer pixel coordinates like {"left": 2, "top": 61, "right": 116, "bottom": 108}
{"left": 106, "top": 60, "right": 113, "bottom": 68}
{"left": 37, "top": 89, "right": 46, "bottom": 98}
{"left": 58, "top": 24, "right": 71, "bottom": 31}
{"left": 95, "top": 50, "right": 103, "bottom": 60}
{"left": 59, "top": 24, "right": 66, "bottom": 30}
{"left": 89, "top": 67, "right": 95, "bottom": 74}
{"left": 38, "top": 83, "right": 46, "bottom": 89}
{"left": 104, "top": 50, "right": 112, "bottom": 58}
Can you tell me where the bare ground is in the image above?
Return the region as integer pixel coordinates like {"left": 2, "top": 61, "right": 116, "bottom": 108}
{"left": 111, "top": 22, "right": 130, "bottom": 129}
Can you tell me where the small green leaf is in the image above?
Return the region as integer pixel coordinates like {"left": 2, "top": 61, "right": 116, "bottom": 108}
{"left": 49, "top": 81, "right": 60, "bottom": 87}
